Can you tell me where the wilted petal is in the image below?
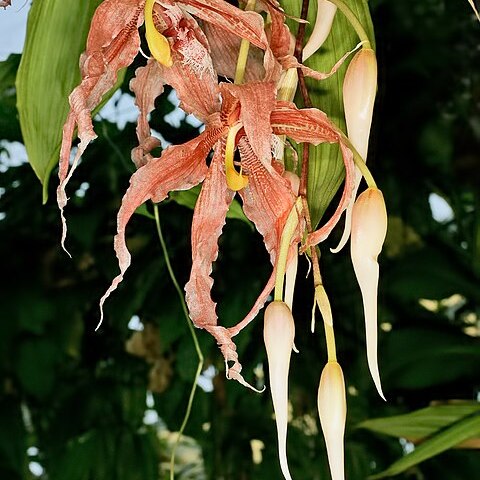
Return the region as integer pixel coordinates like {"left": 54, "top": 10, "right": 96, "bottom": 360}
{"left": 271, "top": 103, "right": 355, "bottom": 245}
{"left": 225, "top": 138, "right": 296, "bottom": 340}
{"left": 238, "top": 137, "right": 295, "bottom": 262}
{"left": 185, "top": 143, "right": 234, "bottom": 330}
{"left": 99, "top": 125, "right": 225, "bottom": 325}
{"left": 183, "top": 144, "right": 263, "bottom": 386}
{"left": 130, "top": 59, "right": 164, "bottom": 167}
{"left": 58, "top": 0, "right": 144, "bottom": 248}
{"left": 152, "top": 1, "right": 221, "bottom": 121}
{"left": 221, "top": 82, "right": 276, "bottom": 165}
{"left": 179, "top": 0, "right": 268, "bottom": 50}
{"left": 202, "top": 22, "right": 265, "bottom": 82}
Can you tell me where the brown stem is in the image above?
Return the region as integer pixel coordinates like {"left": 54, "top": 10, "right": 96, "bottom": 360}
{"left": 294, "top": 0, "right": 333, "bottom": 350}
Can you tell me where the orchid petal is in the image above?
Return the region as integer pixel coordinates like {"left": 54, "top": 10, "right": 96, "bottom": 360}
{"left": 130, "top": 59, "right": 164, "bottom": 167}
{"left": 152, "top": 2, "right": 221, "bottom": 122}
{"left": 221, "top": 82, "right": 276, "bottom": 165}
{"left": 58, "top": 0, "right": 144, "bottom": 250}
{"left": 270, "top": 103, "right": 356, "bottom": 246}
{"left": 185, "top": 143, "right": 234, "bottom": 330}
{"left": 202, "top": 22, "right": 265, "bottom": 82}
{"left": 184, "top": 145, "right": 261, "bottom": 389}
{"left": 178, "top": 0, "right": 268, "bottom": 51}
{"left": 99, "top": 125, "right": 225, "bottom": 327}
{"left": 238, "top": 137, "right": 295, "bottom": 263}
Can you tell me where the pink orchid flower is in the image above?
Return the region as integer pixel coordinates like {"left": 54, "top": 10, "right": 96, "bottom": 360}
{"left": 58, "top": 0, "right": 357, "bottom": 387}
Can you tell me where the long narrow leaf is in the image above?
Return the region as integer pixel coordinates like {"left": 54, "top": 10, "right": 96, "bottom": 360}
{"left": 358, "top": 403, "right": 480, "bottom": 441}
{"left": 16, "top": 0, "right": 102, "bottom": 202}
{"left": 369, "top": 412, "right": 480, "bottom": 479}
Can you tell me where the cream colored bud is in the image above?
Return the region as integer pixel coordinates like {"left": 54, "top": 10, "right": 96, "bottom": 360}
{"left": 343, "top": 48, "right": 377, "bottom": 160}
{"left": 351, "top": 187, "right": 387, "bottom": 400}
{"left": 264, "top": 301, "right": 295, "bottom": 480}
{"left": 331, "top": 48, "right": 378, "bottom": 254}
{"left": 317, "top": 361, "right": 346, "bottom": 480}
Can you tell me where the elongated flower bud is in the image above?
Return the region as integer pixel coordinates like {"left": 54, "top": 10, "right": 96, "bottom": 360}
{"left": 317, "top": 361, "right": 346, "bottom": 480}
{"left": 350, "top": 187, "right": 387, "bottom": 400}
{"left": 264, "top": 301, "right": 295, "bottom": 480}
{"left": 332, "top": 47, "right": 377, "bottom": 253}
{"left": 302, "top": 1, "right": 337, "bottom": 61}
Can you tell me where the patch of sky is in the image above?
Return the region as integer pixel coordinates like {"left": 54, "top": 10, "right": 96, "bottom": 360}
{"left": 96, "top": 90, "right": 138, "bottom": 130}
{"left": 28, "top": 462, "right": 44, "bottom": 477}
{"left": 75, "top": 181, "right": 90, "bottom": 199}
{"left": 165, "top": 89, "right": 204, "bottom": 130}
{"left": 0, "top": 1, "right": 30, "bottom": 61}
{"left": 429, "top": 192, "right": 454, "bottom": 223}
{"left": 197, "top": 365, "right": 216, "bottom": 393}
{"left": 128, "top": 314, "right": 144, "bottom": 331}
{"left": 0, "top": 141, "right": 28, "bottom": 172}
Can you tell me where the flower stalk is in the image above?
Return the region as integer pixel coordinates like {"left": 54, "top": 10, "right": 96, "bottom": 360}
{"left": 234, "top": 0, "right": 257, "bottom": 84}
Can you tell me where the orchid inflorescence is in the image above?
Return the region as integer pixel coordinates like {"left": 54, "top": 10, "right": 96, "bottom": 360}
{"left": 58, "top": 0, "right": 387, "bottom": 478}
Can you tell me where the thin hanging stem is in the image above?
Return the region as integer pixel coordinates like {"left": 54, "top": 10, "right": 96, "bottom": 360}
{"left": 153, "top": 205, "right": 204, "bottom": 480}
{"left": 327, "top": 0, "right": 371, "bottom": 48}
{"left": 340, "top": 133, "right": 377, "bottom": 189}
{"left": 234, "top": 0, "right": 257, "bottom": 84}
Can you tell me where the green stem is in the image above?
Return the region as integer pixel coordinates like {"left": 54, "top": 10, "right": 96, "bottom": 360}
{"left": 234, "top": 0, "right": 257, "bottom": 84}
{"left": 341, "top": 133, "right": 377, "bottom": 189}
{"left": 327, "top": 0, "right": 371, "bottom": 48}
{"left": 324, "top": 322, "right": 337, "bottom": 362}
{"left": 274, "top": 198, "right": 302, "bottom": 302}
{"left": 153, "top": 205, "right": 204, "bottom": 480}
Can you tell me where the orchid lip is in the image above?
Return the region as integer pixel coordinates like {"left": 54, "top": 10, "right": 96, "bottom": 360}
{"left": 145, "top": 0, "right": 173, "bottom": 67}
{"left": 225, "top": 122, "right": 249, "bottom": 191}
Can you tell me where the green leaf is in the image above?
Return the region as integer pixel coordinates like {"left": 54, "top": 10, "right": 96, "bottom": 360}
{"left": 382, "top": 327, "right": 480, "bottom": 389}
{"left": 358, "top": 403, "right": 480, "bottom": 441}
{"left": 282, "top": 0, "right": 375, "bottom": 226}
{"left": 15, "top": 0, "right": 121, "bottom": 203}
{"left": 385, "top": 246, "right": 480, "bottom": 302}
{"left": 170, "top": 185, "right": 253, "bottom": 229}
{"left": 15, "top": 338, "right": 58, "bottom": 399}
{"left": 369, "top": 412, "right": 480, "bottom": 479}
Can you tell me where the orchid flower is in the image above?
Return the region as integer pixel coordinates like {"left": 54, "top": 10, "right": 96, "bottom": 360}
{"left": 57, "top": 0, "right": 359, "bottom": 388}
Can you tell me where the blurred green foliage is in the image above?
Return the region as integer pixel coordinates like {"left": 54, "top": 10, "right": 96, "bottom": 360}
{"left": 0, "top": 1, "right": 479, "bottom": 479}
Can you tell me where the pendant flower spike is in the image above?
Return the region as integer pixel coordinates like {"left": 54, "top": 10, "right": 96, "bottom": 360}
{"left": 53, "top": 0, "right": 393, "bottom": 478}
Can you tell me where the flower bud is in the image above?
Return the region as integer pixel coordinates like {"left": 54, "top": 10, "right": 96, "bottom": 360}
{"left": 302, "top": 1, "right": 337, "bottom": 61}
{"left": 343, "top": 48, "right": 377, "bottom": 160}
{"left": 264, "top": 301, "right": 295, "bottom": 480}
{"left": 350, "top": 187, "right": 387, "bottom": 400}
{"left": 317, "top": 361, "right": 346, "bottom": 480}
{"left": 331, "top": 48, "right": 377, "bottom": 253}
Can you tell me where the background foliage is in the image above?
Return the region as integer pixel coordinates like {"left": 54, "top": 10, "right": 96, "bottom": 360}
{"left": 0, "top": 1, "right": 479, "bottom": 479}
